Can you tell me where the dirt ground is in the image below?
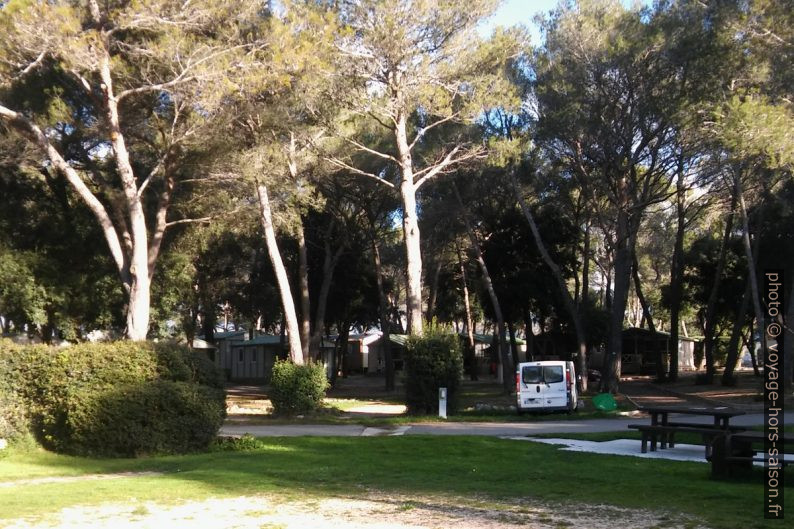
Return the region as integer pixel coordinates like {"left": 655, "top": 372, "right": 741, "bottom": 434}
{"left": 226, "top": 369, "right": 776, "bottom": 420}
{"left": 0, "top": 492, "right": 705, "bottom": 529}
{"left": 619, "top": 370, "right": 782, "bottom": 410}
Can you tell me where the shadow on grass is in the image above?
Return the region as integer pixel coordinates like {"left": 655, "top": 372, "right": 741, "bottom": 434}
{"left": 2, "top": 436, "right": 792, "bottom": 529}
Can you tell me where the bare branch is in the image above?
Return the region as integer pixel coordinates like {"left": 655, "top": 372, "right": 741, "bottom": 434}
{"left": 0, "top": 103, "right": 128, "bottom": 281}
{"left": 18, "top": 52, "right": 47, "bottom": 78}
{"left": 367, "top": 110, "right": 396, "bottom": 130}
{"left": 343, "top": 136, "right": 399, "bottom": 163}
{"left": 164, "top": 205, "right": 246, "bottom": 228}
{"left": 407, "top": 112, "right": 460, "bottom": 151}
{"left": 116, "top": 75, "right": 197, "bottom": 101}
{"left": 67, "top": 70, "right": 94, "bottom": 96}
{"left": 164, "top": 217, "right": 211, "bottom": 227}
{"left": 137, "top": 155, "right": 167, "bottom": 198}
{"left": 116, "top": 44, "right": 253, "bottom": 101}
{"left": 414, "top": 146, "right": 485, "bottom": 189}
{"left": 324, "top": 156, "right": 396, "bottom": 189}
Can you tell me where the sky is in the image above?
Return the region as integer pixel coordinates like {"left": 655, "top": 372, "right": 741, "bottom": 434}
{"left": 482, "top": 0, "right": 649, "bottom": 45}
{"left": 479, "top": 0, "right": 559, "bottom": 43}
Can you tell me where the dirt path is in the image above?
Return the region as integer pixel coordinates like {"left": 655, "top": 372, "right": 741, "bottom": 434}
{"left": 0, "top": 493, "right": 705, "bottom": 529}
{"left": 0, "top": 472, "right": 162, "bottom": 489}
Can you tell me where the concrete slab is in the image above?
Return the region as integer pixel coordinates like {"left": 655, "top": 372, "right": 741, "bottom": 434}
{"left": 506, "top": 437, "right": 794, "bottom": 466}
{"left": 507, "top": 437, "right": 710, "bottom": 463}
{"left": 221, "top": 425, "right": 367, "bottom": 437}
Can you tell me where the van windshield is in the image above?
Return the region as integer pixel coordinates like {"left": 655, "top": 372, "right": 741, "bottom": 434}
{"left": 522, "top": 365, "right": 564, "bottom": 384}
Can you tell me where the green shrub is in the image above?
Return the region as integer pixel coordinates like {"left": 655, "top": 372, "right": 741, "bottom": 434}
{"left": 0, "top": 339, "right": 226, "bottom": 456}
{"left": 269, "top": 359, "right": 329, "bottom": 416}
{"left": 404, "top": 325, "right": 463, "bottom": 415}
{"left": 0, "top": 388, "right": 28, "bottom": 442}
{"left": 152, "top": 341, "right": 225, "bottom": 389}
{"left": 211, "top": 433, "right": 266, "bottom": 452}
{"left": 64, "top": 381, "right": 226, "bottom": 457}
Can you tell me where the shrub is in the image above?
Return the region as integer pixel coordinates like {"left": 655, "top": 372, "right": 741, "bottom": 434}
{"left": 65, "top": 381, "right": 226, "bottom": 457}
{"left": 404, "top": 325, "right": 463, "bottom": 415}
{"left": 0, "top": 339, "right": 226, "bottom": 456}
{"left": 0, "top": 388, "right": 28, "bottom": 442}
{"left": 211, "top": 433, "right": 266, "bottom": 452}
{"left": 269, "top": 359, "right": 329, "bottom": 416}
{"left": 152, "top": 341, "right": 225, "bottom": 389}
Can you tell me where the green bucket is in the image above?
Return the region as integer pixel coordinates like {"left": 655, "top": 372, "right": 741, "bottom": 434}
{"left": 592, "top": 392, "right": 618, "bottom": 411}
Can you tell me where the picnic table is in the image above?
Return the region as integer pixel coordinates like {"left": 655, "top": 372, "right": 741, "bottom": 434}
{"left": 628, "top": 405, "right": 747, "bottom": 454}
{"left": 711, "top": 430, "right": 794, "bottom": 478}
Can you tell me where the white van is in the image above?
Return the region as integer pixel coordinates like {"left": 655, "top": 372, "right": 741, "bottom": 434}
{"left": 516, "top": 360, "right": 578, "bottom": 413}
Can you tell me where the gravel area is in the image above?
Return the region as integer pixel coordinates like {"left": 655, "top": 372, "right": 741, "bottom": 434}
{"left": 0, "top": 493, "right": 705, "bottom": 529}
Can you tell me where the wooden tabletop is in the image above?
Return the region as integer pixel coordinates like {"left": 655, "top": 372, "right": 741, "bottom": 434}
{"left": 638, "top": 405, "right": 746, "bottom": 418}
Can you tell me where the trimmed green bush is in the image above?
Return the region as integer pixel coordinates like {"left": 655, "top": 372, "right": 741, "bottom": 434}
{"left": 0, "top": 388, "right": 28, "bottom": 442}
{"left": 0, "top": 339, "right": 226, "bottom": 456}
{"left": 152, "top": 341, "right": 225, "bottom": 389}
{"left": 65, "top": 381, "right": 226, "bottom": 457}
{"left": 269, "top": 359, "right": 329, "bottom": 416}
{"left": 404, "top": 325, "right": 463, "bottom": 415}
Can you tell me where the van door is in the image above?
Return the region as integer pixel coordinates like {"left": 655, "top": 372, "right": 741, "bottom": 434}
{"left": 541, "top": 363, "right": 567, "bottom": 408}
{"left": 519, "top": 364, "right": 545, "bottom": 409}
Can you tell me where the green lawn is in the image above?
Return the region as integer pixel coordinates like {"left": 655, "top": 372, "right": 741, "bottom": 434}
{"left": 1, "top": 436, "right": 791, "bottom": 528}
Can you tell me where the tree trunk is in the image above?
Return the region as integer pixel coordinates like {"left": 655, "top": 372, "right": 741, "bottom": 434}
{"left": 454, "top": 185, "right": 511, "bottom": 393}
{"left": 741, "top": 328, "right": 761, "bottom": 376}
{"left": 602, "top": 208, "right": 636, "bottom": 393}
{"left": 395, "top": 112, "right": 423, "bottom": 336}
{"left": 458, "top": 244, "right": 477, "bottom": 380}
{"left": 632, "top": 254, "right": 664, "bottom": 382}
{"left": 372, "top": 240, "right": 395, "bottom": 391}
{"left": 736, "top": 177, "right": 767, "bottom": 374}
{"left": 255, "top": 180, "right": 304, "bottom": 364}
{"left": 426, "top": 257, "right": 443, "bottom": 323}
{"left": 336, "top": 321, "right": 351, "bottom": 380}
{"left": 0, "top": 100, "right": 152, "bottom": 340}
{"left": 512, "top": 175, "right": 587, "bottom": 392}
{"left": 703, "top": 190, "right": 738, "bottom": 382}
{"left": 309, "top": 232, "right": 343, "bottom": 358}
{"left": 328, "top": 331, "right": 338, "bottom": 388}
{"left": 507, "top": 321, "right": 520, "bottom": 364}
{"left": 296, "top": 220, "right": 311, "bottom": 360}
{"left": 96, "top": 47, "right": 152, "bottom": 341}
{"left": 668, "top": 165, "right": 686, "bottom": 381}
{"left": 722, "top": 277, "right": 750, "bottom": 385}
{"left": 582, "top": 220, "right": 590, "bottom": 308}
{"left": 524, "top": 309, "right": 535, "bottom": 361}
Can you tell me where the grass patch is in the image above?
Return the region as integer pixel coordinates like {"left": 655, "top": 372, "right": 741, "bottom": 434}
{"left": 0, "top": 436, "right": 791, "bottom": 528}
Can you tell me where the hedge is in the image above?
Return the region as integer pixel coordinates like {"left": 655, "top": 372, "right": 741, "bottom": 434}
{"left": 0, "top": 339, "right": 226, "bottom": 456}
{"left": 65, "top": 381, "right": 226, "bottom": 457}
{"left": 404, "top": 326, "right": 463, "bottom": 415}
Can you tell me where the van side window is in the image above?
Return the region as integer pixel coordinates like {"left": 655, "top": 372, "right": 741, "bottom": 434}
{"left": 522, "top": 366, "right": 542, "bottom": 384}
{"left": 543, "top": 365, "right": 564, "bottom": 383}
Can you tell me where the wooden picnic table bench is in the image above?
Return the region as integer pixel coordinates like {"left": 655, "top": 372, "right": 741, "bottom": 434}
{"left": 627, "top": 423, "right": 745, "bottom": 454}
{"left": 629, "top": 405, "right": 747, "bottom": 456}
{"left": 711, "top": 430, "right": 794, "bottom": 478}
